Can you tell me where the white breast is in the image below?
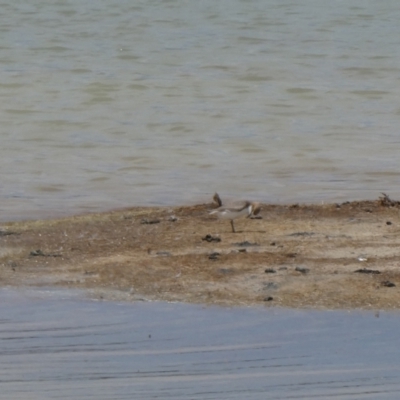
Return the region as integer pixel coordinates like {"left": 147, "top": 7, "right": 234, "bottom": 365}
{"left": 210, "top": 205, "right": 252, "bottom": 220}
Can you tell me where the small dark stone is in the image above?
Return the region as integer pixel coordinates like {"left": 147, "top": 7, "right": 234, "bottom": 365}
{"left": 270, "top": 242, "right": 276, "bottom": 246}
{"left": 238, "top": 248, "right": 247, "bottom": 253}
{"left": 386, "top": 221, "right": 392, "bottom": 225}
{"left": 295, "top": 266, "right": 309, "bottom": 274}
{"left": 155, "top": 251, "right": 171, "bottom": 257}
{"left": 286, "top": 253, "right": 297, "bottom": 258}
{"left": 354, "top": 268, "right": 381, "bottom": 274}
{"left": 263, "top": 282, "right": 278, "bottom": 290}
{"left": 29, "top": 249, "right": 61, "bottom": 257}
{"left": 208, "top": 252, "right": 220, "bottom": 260}
{"left": 382, "top": 281, "right": 396, "bottom": 287}
{"left": 264, "top": 268, "right": 276, "bottom": 273}
{"left": 234, "top": 241, "right": 259, "bottom": 247}
{"left": 202, "top": 234, "right": 221, "bottom": 243}
{"left": 379, "top": 193, "right": 400, "bottom": 207}
{"left": 264, "top": 296, "right": 274, "bottom": 302}
{"left": 30, "top": 249, "right": 45, "bottom": 256}
{"left": 0, "top": 230, "right": 18, "bottom": 236}
{"left": 141, "top": 218, "right": 160, "bottom": 225}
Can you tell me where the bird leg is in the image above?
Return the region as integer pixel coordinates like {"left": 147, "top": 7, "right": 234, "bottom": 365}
{"left": 230, "top": 220, "right": 236, "bottom": 233}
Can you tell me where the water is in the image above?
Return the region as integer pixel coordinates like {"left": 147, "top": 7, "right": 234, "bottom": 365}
{"left": 1, "top": 0, "right": 400, "bottom": 221}
{"left": 0, "top": 287, "right": 399, "bottom": 399}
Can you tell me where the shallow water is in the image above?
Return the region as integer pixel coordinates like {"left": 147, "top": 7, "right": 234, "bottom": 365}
{"left": 1, "top": 288, "right": 400, "bottom": 399}
{"left": 1, "top": 1, "right": 400, "bottom": 221}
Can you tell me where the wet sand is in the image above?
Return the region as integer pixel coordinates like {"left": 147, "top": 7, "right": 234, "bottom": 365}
{"left": 1, "top": 195, "right": 400, "bottom": 309}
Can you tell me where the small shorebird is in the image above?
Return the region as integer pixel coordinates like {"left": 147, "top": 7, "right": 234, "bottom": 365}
{"left": 210, "top": 200, "right": 261, "bottom": 233}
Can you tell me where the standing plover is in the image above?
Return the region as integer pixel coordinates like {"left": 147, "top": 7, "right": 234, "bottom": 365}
{"left": 210, "top": 201, "right": 261, "bottom": 233}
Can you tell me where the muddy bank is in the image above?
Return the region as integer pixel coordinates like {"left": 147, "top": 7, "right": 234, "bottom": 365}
{"left": 1, "top": 195, "right": 400, "bottom": 309}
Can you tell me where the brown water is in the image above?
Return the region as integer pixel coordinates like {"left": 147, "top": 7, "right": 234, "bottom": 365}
{"left": 1, "top": 1, "right": 400, "bottom": 221}
{"left": 1, "top": 288, "right": 400, "bottom": 399}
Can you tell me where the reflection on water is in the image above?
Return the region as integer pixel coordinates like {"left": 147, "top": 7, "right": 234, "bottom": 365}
{"left": 1, "top": 288, "right": 400, "bottom": 399}
{"left": 1, "top": 1, "right": 400, "bottom": 220}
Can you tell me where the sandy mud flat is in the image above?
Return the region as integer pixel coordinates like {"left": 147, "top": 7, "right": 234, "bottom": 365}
{"left": 1, "top": 195, "right": 400, "bottom": 309}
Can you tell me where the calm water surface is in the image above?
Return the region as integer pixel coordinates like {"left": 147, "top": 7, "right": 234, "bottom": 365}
{"left": 1, "top": 288, "right": 400, "bottom": 399}
{"left": 1, "top": 0, "right": 400, "bottom": 220}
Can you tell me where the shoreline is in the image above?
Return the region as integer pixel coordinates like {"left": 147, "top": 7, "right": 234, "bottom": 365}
{"left": 1, "top": 196, "right": 400, "bottom": 309}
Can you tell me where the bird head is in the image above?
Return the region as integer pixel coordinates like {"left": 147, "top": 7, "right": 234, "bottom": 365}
{"left": 250, "top": 202, "right": 261, "bottom": 216}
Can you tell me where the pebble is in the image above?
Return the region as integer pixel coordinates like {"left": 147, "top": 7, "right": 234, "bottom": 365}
{"left": 382, "top": 281, "right": 396, "bottom": 287}
{"left": 295, "top": 266, "right": 310, "bottom": 274}
{"left": 30, "top": 249, "right": 46, "bottom": 256}
{"left": 141, "top": 218, "right": 160, "bottom": 224}
{"left": 234, "top": 241, "right": 259, "bottom": 247}
{"left": 208, "top": 252, "right": 220, "bottom": 260}
{"left": 202, "top": 234, "right": 221, "bottom": 243}
{"left": 263, "top": 282, "right": 278, "bottom": 290}
{"left": 29, "top": 249, "right": 61, "bottom": 257}
{"left": 155, "top": 251, "right": 171, "bottom": 257}
{"left": 0, "top": 230, "right": 17, "bottom": 236}
{"left": 354, "top": 268, "right": 381, "bottom": 274}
